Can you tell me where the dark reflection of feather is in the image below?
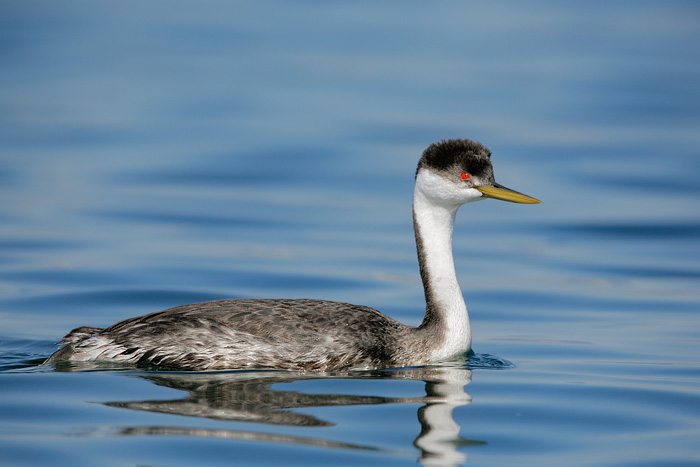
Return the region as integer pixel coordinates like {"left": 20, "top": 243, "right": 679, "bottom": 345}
{"left": 100, "top": 364, "right": 484, "bottom": 466}
{"left": 105, "top": 371, "right": 413, "bottom": 427}
{"left": 118, "top": 426, "right": 380, "bottom": 452}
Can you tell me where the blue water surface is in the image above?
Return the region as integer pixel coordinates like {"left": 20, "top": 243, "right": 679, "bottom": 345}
{"left": 1, "top": 2, "right": 700, "bottom": 466}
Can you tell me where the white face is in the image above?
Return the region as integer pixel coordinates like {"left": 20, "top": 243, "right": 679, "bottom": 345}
{"left": 414, "top": 168, "right": 486, "bottom": 207}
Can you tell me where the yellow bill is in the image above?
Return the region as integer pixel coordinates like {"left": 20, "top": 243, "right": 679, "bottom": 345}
{"left": 475, "top": 183, "right": 541, "bottom": 204}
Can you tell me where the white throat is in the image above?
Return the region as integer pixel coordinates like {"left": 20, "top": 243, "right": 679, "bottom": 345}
{"left": 413, "top": 170, "right": 474, "bottom": 361}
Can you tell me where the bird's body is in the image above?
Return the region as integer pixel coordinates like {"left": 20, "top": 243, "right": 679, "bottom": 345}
{"left": 46, "top": 139, "right": 540, "bottom": 371}
{"left": 49, "top": 299, "right": 422, "bottom": 371}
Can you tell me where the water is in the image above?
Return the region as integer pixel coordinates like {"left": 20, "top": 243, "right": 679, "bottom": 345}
{"left": 1, "top": 1, "right": 699, "bottom": 465}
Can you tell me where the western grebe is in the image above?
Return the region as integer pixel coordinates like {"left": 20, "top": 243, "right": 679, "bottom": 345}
{"left": 46, "top": 139, "right": 540, "bottom": 371}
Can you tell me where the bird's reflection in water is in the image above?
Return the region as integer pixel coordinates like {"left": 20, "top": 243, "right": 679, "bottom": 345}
{"left": 102, "top": 363, "right": 485, "bottom": 466}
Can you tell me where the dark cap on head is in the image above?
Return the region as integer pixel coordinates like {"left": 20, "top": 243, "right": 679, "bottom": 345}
{"left": 417, "top": 139, "right": 495, "bottom": 183}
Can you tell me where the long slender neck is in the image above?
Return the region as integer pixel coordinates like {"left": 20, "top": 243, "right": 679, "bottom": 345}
{"left": 412, "top": 185, "right": 471, "bottom": 360}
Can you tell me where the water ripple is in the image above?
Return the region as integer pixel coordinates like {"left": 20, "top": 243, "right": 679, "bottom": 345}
{"left": 552, "top": 222, "right": 700, "bottom": 240}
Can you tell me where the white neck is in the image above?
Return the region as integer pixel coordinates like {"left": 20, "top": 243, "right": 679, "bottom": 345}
{"left": 412, "top": 172, "right": 471, "bottom": 361}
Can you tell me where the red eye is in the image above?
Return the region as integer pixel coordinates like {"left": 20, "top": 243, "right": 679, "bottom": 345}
{"left": 460, "top": 172, "right": 470, "bottom": 180}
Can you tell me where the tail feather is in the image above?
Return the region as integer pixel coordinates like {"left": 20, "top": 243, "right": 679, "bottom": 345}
{"left": 45, "top": 326, "right": 104, "bottom": 365}
{"left": 59, "top": 326, "right": 104, "bottom": 345}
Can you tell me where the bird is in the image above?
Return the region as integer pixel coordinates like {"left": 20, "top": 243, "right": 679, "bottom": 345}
{"left": 46, "top": 139, "right": 540, "bottom": 371}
